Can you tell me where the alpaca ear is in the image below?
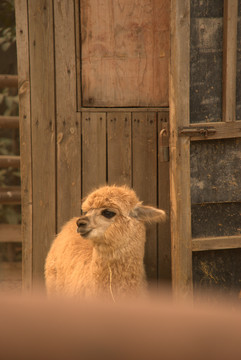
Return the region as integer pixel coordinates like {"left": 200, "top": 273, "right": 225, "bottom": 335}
{"left": 130, "top": 204, "right": 166, "bottom": 223}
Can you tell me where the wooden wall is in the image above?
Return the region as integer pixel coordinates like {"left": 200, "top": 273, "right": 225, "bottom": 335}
{"left": 15, "top": 0, "right": 171, "bottom": 290}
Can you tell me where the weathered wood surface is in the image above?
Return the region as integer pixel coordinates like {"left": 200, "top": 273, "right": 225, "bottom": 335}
{"left": 132, "top": 112, "right": 157, "bottom": 281}
{"left": 82, "top": 112, "right": 107, "bottom": 198}
{"left": 222, "top": 0, "right": 238, "bottom": 122}
{"left": 0, "top": 224, "right": 21, "bottom": 243}
{"left": 237, "top": 2, "right": 241, "bottom": 120}
{"left": 180, "top": 121, "right": 241, "bottom": 141}
{"left": 54, "top": 0, "right": 81, "bottom": 230}
{"left": 169, "top": 0, "right": 193, "bottom": 299}
{"left": 15, "top": 0, "right": 32, "bottom": 291}
{"left": 0, "top": 116, "right": 19, "bottom": 129}
{"left": 193, "top": 248, "right": 241, "bottom": 299}
{"left": 107, "top": 112, "right": 132, "bottom": 187}
{"left": 190, "top": 139, "right": 241, "bottom": 204}
{"left": 190, "top": 0, "right": 223, "bottom": 123}
{"left": 192, "top": 235, "right": 241, "bottom": 252}
{"left": 28, "top": 0, "right": 56, "bottom": 288}
{"left": 80, "top": 0, "right": 170, "bottom": 107}
{"left": 158, "top": 112, "right": 171, "bottom": 283}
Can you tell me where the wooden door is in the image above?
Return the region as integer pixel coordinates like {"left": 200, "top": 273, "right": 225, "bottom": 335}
{"left": 170, "top": 0, "right": 241, "bottom": 300}
{"left": 76, "top": 0, "right": 171, "bottom": 284}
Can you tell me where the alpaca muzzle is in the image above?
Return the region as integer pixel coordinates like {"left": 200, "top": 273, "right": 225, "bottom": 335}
{"left": 76, "top": 217, "right": 91, "bottom": 237}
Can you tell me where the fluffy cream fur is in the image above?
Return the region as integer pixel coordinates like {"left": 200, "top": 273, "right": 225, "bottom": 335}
{"left": 45, "top": 185, "right": 166, "bottom": 300}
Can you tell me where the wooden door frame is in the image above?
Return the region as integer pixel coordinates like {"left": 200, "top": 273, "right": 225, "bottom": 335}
{"left": 170, "top": 0, "right": 241, "bottom": 300}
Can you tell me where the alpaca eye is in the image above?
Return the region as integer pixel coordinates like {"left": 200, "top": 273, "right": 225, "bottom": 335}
{"left": 101, "top": 209, "right": 116, "bottom": 219}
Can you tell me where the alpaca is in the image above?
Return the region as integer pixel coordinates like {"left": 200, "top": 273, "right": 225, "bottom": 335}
{"left": 45, "top": 185, "right": 166, "bottom": 300}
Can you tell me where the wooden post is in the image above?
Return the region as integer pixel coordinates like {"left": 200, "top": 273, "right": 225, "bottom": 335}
{"left": 222, "top": 0, "right": 238, "bottom": 122}
{"left": 169, "top": 0, "right": 193, "bottom": 300}
{"left": 15, "top": 0, "right": 33, "bottom": 292}
{"left": 28, "top": 0, "right": 56, "bottom": 289}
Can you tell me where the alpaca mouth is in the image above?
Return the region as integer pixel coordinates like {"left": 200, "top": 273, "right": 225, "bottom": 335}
{"left": 77, "top": 228, "right": 92, "bottom": 238}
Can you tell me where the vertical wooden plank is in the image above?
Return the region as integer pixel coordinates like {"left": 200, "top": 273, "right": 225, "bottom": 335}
{"left": 82, "top": 112, "right": 106, "bottom": 198}
{"left": 54, "top": 0, "right": 81, "bottom": 231}
{"left": 157, "top": 111, "right": 171, "bottom": 285}
{"left": 15, "top": 0, "right": 32, "bottom": 292}
{"left": 28, "top": 1, "right": 56, "bottom": 289}
{"left": 132, "top": 112, "right": 158, "bottom": 282}
{"left": 169, "top": 0, "right": 192, "bottom": 299}
{"left": 74, "top": 0, "right": 81, "bottom": 111}
{"left": 107, "top": 112, "right": 131, "bottom": 187}
{"left": 222, "top": 0, "right": 238, "bottom": 122}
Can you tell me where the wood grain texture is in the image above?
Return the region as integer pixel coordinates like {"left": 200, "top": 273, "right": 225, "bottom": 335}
{"left": 169, "top": 0, "right": 193, "bottom": 299}
{"left": 132, "top": 112, "right": 157, "bottom": 281}
{"left": 158, "top": 112, "right": 171, "bottom": 283}
{"left": 28, "top": 0, "right": 56, "bottom": 289}
{"left": 107, "top": 112, "right": 131, "bottom": 186}
{"left": 179, "top": 121, "right": 241, "bottom": 141}
{"left": 222, "top": 0, "right": 238, "bottom": 122}
{"left": 80, "top": 0, "right": 170, "bottom": 107}
{"left": 192, "top": 235, "right": 241, "bottom": 251}
{"left": 15, "top": 0, "right": 32, "bottom": 292}
{"left": 82, "top": 112, "right": 107, "bottom": 198}
{"left": 54, "top": 0, "right": 81, "bottom": 231}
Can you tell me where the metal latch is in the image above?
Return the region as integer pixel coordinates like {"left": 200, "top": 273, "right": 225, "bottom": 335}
{"left": 178, "top": 126, "right": 216, "bottom": 138}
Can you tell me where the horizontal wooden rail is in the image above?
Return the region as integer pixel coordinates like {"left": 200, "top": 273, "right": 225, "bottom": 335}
{"left": 0, "top": 224, "right": 21, "bottom": 243}
{"left": 0, "top": 75, "right": 18, "bottom": 88}
{"left": 185, "top": 121, "right": 241, "bottom": 141}
{"left": 0, "top": 187, "right": 21, "bottom": 204}
{"left": 0, "top": 116, "right": 19, "bottom": 129}
{"left": 0, "top": 156, "right": 20, "bottom": 168}
{"left": 192, "top": 235, "right": 241, "bottom": 251}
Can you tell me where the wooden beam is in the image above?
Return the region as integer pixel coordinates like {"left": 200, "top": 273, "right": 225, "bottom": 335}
{"left": 222, "top": 0, "right": 238, "bottom": 122}
{"left": 169, "top": 0, "right": 192, "bottom": 300}
{"left": 0, "top": 75, "right": 18, "bottom": 88}
{"left": 180, "top": 121, "right": 241, "bottom": 141}
{"left": 0, "top": 224, "right": 21, "bottom": 243}
{"left": 0, "top": 155, "right": 20, "bottom": 168}
{"left": 192, "top": 235, "right": 241, "bottom": 252}
{"left": 80, "top": 107, "right": 169, "bottom": 113}
{"left": 0, "top": 187, "right": 21, "bottom": 204}
{"left": 0, "top": 116, "right": 19, "bottom": 129}
{"left": 15, "top": 0, "right": 33, "bottom": 292}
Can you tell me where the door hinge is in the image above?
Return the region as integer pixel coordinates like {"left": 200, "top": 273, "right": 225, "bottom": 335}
{"left": 178, "top": 126, "right": 216, "bottom": 138}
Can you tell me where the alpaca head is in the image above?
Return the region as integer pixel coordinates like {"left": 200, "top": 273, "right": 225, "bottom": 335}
{"left": 76, "top": 185, "right": 166, "bottom": 248}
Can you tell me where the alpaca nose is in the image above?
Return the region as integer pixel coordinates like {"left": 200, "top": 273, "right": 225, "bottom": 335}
{"left": 76, "top": 217, "right": 89, "bottom": 228}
